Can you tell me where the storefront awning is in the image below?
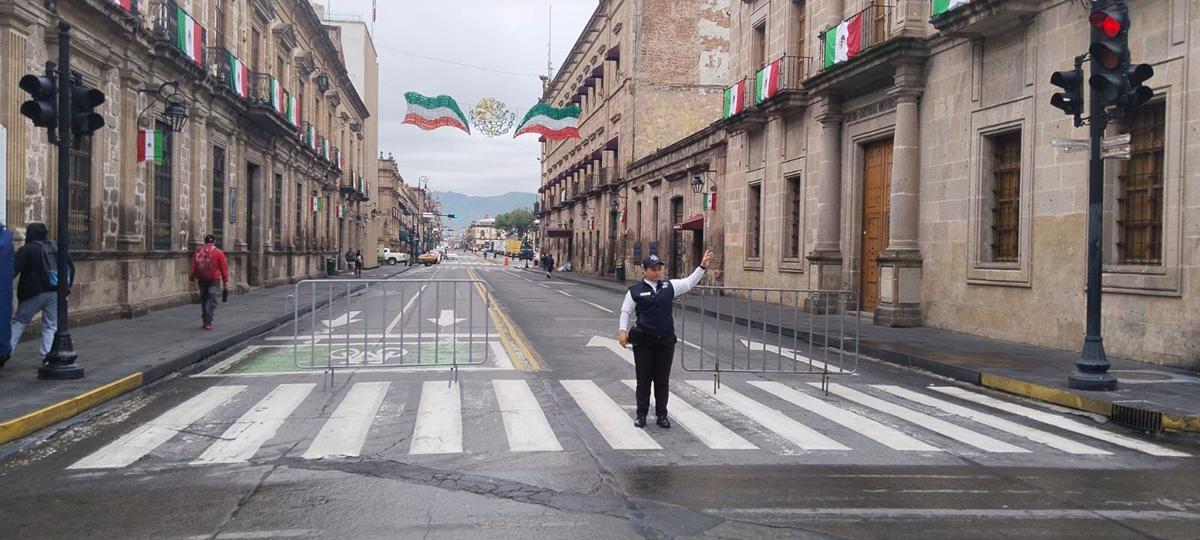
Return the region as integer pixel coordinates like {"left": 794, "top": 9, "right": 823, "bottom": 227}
{"left": 673, "top": 213, "right": 704, "bottom": 231}
{"left": 545, "top": 227, "right": 573, "bottom": 238}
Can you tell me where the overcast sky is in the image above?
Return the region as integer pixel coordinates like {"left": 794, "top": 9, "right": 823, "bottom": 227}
{"left": 317, "top": 0, "right": 595, "bottom": 196}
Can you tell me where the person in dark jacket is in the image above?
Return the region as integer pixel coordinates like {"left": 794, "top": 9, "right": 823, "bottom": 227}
{"left": 9, "top": 223, "right": 75, "bottom": 360}
{"left": 542, "top": 253, "right": 554, "bottom": 279}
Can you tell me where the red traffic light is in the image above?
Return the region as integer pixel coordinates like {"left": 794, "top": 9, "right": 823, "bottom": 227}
{"left": 1089, "top": 9, "right": 1126, "bottom": 38}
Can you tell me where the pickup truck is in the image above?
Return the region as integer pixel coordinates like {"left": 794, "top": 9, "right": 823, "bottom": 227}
{"left": 378, "top": 248, "right": 409, "bottom": 266}
{"left": 417, "top": 252, "right": 440, "bottom": 266}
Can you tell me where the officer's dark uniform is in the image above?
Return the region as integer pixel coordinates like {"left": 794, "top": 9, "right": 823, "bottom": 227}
{"left": 623, "top": 255, "right": 706, "bottom": 428}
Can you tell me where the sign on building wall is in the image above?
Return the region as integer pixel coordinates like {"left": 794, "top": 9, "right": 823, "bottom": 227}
{"left": 229, "top": 187, "right": 237, "bottom": 224}
{"left": 0, "top": 123, "right": 6, "bottom": 224}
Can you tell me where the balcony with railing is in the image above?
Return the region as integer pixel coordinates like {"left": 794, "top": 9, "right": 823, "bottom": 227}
{"left": 751, "top": 56, "right": 812, "bottom": 113}
{"left": 930, "top": 0, "right": 1040, "bottom": 38}
{"left": 246, "top": 72, "right": 294, "bottom": 135}
{"left": 152, "top": 0, "right": 207, "bottom": 71}
{"left": 806, "top": 1, "right": 928, "bottom": 94}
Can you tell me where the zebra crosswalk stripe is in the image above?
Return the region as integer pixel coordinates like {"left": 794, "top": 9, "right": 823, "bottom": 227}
{"left": 561, "top": 380, "right": 660, "bottom": 450}
{"left": 817, "top": 383, "right": 1028, "bottom": 453}
{"left": 621, "top": 380, "right": 757, "bottom": 450}
{"left": 685, "top": 381, "right": 848, "bottom": 451}
{"left": 410, "top": 381, "right": 463, "bottom": 454}
{"left": 302, "top": 382, "right": 391, "bottom": 459}
{"left": 194, "top": 383, "right": 316, "bottom": 465}
{"left": 493, "top": 379, "right": 562, "bottom": 452}
{"left": 750, "top": 381, "right": 939, "bottom": 452}
{"left": 929, "top": 386, "right": 1191, "bottom": 458}
{"left": 873, "top": 385, "right": 1111, "bottom": 456}
{"left": 69, "top": 385, "right": 247, "bottom": 469}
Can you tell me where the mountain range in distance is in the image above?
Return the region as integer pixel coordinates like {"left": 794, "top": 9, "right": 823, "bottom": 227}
{"left": 431, "top": 191, "right": 536, "bottom": 228}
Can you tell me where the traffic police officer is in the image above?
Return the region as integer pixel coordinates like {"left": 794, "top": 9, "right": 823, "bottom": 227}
{"left": 619, "top": 249, "right": 714, "bottom": 428}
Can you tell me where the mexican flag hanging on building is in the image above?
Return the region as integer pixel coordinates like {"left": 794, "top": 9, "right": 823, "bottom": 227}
{"left": 402, "top": 92, "right": 470, "bottom": 134}
{"left": 722, "top": 80, "right": 746, "bottom": 118}
{"left": 702, "top": 191, "right": 717, "bottom": 212}
{"left": 113, "top": 0, "right": 134, "bottom": 12}
{"left": 175, "top": 5, "right": 205, "bottom": 65}
{"left": 311, "top": 196, "right": 323, "bottom": 213}
{"left": 228, "top": 52, "right": 249, "bottom": 99}
{"left": 932, "top": 0, "right": 972, "bottom": 16}
{"left": 270, "top": 77, "right": 285, "bottom": 115}
{"left": 305, "top": 124, "right": 317, "bottom": 150}
{"left": 513, "top": 103, "right": 581, "bottom": 140}
{"left": 338, "top": 205, "right": 346, "bottom": 218}
{"left": 137, "top": 129, "right": 164, "bottom": 163}
{"left": 755, "top": 59, "right": 780, "bottom": 104}
{"left": 822, "top": 13, "right": 863, "bottom": 69}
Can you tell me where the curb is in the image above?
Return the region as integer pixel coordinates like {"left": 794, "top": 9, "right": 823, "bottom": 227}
{"left": 0, "top": 267, "right": 411, "bottom": 446}
{"left": 549, "top": 270, "right": 1200, "bottom": 434}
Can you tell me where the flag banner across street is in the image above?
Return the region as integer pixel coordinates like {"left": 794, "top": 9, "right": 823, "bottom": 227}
{"left": 403, "top": 92, "right": 471, "bottom": 134}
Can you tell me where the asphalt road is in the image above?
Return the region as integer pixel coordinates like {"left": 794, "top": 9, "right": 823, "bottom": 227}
{"left": 0, "top": 252, "right": 1197, "bottom": 539}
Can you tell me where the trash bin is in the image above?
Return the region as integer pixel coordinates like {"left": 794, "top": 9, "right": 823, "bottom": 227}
{"left": 615, "top": 264, "right": 625, "bottom": 282}
{"left": 326, "top": 257, "right": 337, "bottom": 277}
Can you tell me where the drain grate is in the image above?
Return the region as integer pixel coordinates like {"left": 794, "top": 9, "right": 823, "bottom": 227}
{"left": 1111, "top": 402, "right": 1163, "bottom": 432}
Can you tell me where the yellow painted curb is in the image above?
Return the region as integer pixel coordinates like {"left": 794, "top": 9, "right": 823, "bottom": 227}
{"left": 979, "top": 373, "right": 1113, "bottom": 417}
{"left": 0, "top": 372, "right": 143, "bottom": 445}
{"left": 1162, "top": 414, "right": 1200, "bottom": 433}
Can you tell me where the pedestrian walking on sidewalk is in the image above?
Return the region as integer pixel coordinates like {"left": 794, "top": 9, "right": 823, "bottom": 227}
{"left": 618, "top": 249, "right": 713, "bottom": 429}
{"left": 344, "top": 249, "right": 355, "bottom": 274}
{"left": 354, "top": 250, "right": 364, "bottom": 278}
{"left": 542, "top": 253, "right": 554, "bottom": 279}
{"left": 9, "top": 223, "right": 74, "bottom": 364}
{"left": 189, "top": 235, "right": 229, "bottom": 331}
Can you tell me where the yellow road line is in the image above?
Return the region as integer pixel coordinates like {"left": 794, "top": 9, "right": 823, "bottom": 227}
{"left": 468, "top": 269, "right": 541, "bottom": 371}
{"left": 0, "top": 372, "right": 143, "bottom": 445}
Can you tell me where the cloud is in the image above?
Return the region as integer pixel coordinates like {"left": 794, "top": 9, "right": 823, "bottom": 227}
{"left": 319, "top": 0, "right": 596, "bottom": 196}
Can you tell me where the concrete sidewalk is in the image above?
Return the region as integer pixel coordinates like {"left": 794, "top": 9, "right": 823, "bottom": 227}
{"left": 0, "top": 264, "right": 412, "bottom": 446}
{"left": 545, "top": 268, "right": 1200, "bottom": 434}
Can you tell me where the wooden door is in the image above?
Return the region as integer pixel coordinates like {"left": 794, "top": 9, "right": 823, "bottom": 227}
{"left": 860, "top": 139, "right": 893, "bottom": 311}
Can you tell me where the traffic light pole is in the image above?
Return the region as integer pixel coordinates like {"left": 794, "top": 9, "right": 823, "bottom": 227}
{"left": 1069, "top": 5, "right": 1116, "bottom": 391}
{"left": 40, "top": 21, "right": 83, "bottom": 380}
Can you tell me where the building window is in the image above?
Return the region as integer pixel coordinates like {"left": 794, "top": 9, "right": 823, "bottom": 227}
{"left": 273, "top": 173, "right": 283, "bottom": 245}
{"left": 785, "top": 176, "right": 801, "bottom": 259}
{"left": 636, "top": 200, "right": 643, "bottom": 245}
{"left": 1117, "top": 100, "right": 1165, "bottom": 264}
{"left": 988, "top": 132, "right": 1021, "bottom": 263}
{"left": 251, "top": 27, "right": 263, "bottom": 72}
{"left": 652, "top": 196, "right": 660, "bottom": 243}
{"left": 212, "top": 146, "right": 226, "bottom": 248}
{"left": 213, "top": 0, "right": 226, "bottom": 49}
{"left": 152, "top": 121, "right": 173, "bottom": 251}
{"left": 748, "top": 183, "right": 762, "bottom": 259}
{"left": 67, "top": 134, "right": 92, "bottom": 249}
{"left": 752, "top": 20, "right": 767, "bottom": 70}
{"left": 295, "top": 183, "right": 303, "bottom": 245}
{"left": 794, "top": 1, "right": 806, "bottom": 58}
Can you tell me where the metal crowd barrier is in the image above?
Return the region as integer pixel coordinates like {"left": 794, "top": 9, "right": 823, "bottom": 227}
{"left": 291, "top": 278, "right": 491, "bottom": 385}
{"left": 675, "top": 287, "right": 860, "bottom": 393}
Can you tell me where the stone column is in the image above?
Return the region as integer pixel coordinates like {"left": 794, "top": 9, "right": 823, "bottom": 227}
{"left": 806, "top": 96, "right": 843, "bottom": 310}
{"left": 875, "top": 64, "right": 924, "bottom": 327}
{"left": 2, "top": 26, "right": 30, "bottom": 234}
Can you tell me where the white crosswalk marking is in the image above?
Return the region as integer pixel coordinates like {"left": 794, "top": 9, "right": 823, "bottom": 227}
{"left": 929, "top": 386, "right": 1191, "bottom": 458}
{"left": 750, "top": 382, "right": 939, "bottom": 452}
{"left": 70, "top": 385, "right": 247, "bottom": 469}
{"left": 194, "top": 384, "right": 316, "bottom": 465}
{"left": 874, "top": 385, "right": 1111, "bottom": 455}
{"left": 561, "top": 380, "right": 660, "bottom": 450}
{"left": 685, "top": 381, "right": 848, "bottom": 451}
{"left": 410, "top": 381, "right": 463, "bottom": 454}
{"left": 817, "top": 383, "right": 1028, "bottom": 453}
{"left": 493, "top": 380, "right": 562, "bottom": 452}
{"left": 621, "top": 380, "right": 757, "bottom": 450}
{"left": 302, "top": 382, "right": 391, "bottom": 459}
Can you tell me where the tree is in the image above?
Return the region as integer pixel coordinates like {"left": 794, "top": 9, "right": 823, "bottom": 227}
{"left": 494, "top": 207, "right": 535, "bottom": 237}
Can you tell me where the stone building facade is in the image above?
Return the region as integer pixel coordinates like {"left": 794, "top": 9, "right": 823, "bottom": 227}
{"left": 375, "top": 154, "right": 431, "bottom": 258}
{"left": 536, "top": 0, "right": 732, "bottom": 277}
{"left": 467, "top": 218, "right": 499, "bottom": 252}
{"left": 0, "top": 0, "right": 375, "bottom": 324}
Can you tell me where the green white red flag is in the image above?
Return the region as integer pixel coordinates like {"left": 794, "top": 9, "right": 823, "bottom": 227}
{"left": 175, "top": 5, "right": 205, "bottom": 65}
{"left": 723, "top": 80, "right": 746, "bottom": 118}
{"left": 228, "top": 52, "right": 249, "bottom": 99}
{"left": 932, "top": 0, "right": 972, "bottom": 16}
{"left": 113, "top": 0, "right": 133, "bottom": 13}
{"left": 403, "top": 92, "right": 470, "bottom": 134}
{"left": 755, "top": 59, "right": 780, "bottom": 103}
{"left": 137, "top": 129, "right": 164, "bottom": 163}
{"left": 823, "top": 13, "right": 863, "bottom": 69}
{"left": 513, "top": 103, "right": 581, "bottom": 140}
{"left": 270, "top": 77, "right": 285, "bottom": 115}
{"left": 702, "top": 191, "right": 717, "bottom": 211}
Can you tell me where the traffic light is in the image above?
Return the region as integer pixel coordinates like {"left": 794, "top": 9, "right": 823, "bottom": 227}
{"left": 19, "top": 65, "right": 57, "bottom": 128}
{"left": 1050, "top": 67, "right": 1084, "bottom": 120}
{"left": 1087, "top": 6, "right": 1129, "bottom": 105}
{"left": 445, "top": 213, "right": 457, "bottom": 219}
{"left": 70, "top": 75, "right": 106, "bottom": 137}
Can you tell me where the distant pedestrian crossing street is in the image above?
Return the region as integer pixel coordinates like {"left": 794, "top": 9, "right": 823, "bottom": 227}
{"left": 67, "top": 377, "right": 1189, "bottom": 472}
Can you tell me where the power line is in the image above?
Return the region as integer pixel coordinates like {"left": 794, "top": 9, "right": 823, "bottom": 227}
{"left": 376, "top": 44, "right": 544, "bottom": 78}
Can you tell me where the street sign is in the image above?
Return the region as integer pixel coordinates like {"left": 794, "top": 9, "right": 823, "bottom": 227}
{"left": 1102, "top": 143, "right": 1131, "bottom": 160}
{"left": 1051, "top": 138, "right": 1089, "bottom": 152}
{"left": 1102, "top": 133, "right": 1131, "bottom": 147}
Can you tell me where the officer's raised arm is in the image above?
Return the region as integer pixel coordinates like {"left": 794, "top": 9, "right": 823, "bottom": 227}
{"left": 671, "top": 249, "right": 714, "bottom": 296}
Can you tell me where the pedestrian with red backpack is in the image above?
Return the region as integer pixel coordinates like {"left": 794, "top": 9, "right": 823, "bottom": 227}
{"left": 189, "top": 235, "right": 229, "bottom": 331}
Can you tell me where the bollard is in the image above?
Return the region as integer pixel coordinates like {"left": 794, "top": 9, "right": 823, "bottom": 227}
{"left": 504, "top": 256, "right": 510, "bottom": 266}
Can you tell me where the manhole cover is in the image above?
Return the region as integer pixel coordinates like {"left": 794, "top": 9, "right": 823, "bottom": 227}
{"left": 1112, "top": 371, "right": 1173, "bottom": 381}
{"left": 1110, "top": 369, "right": 1200, "bottom": 384}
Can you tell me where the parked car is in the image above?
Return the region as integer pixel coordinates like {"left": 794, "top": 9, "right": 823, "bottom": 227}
{"left": 378, "top": 247, "right": 409, "bottom": 266}
{"left": 417, "top": 252, "right": 440, "bottom": 266}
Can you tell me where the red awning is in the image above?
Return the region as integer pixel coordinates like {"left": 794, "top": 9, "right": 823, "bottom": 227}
{"left": 545, "top": 227, "right": 573, "bottom": 238}
{"left": 673, "top": 213, "right": 704, "bottom": 231}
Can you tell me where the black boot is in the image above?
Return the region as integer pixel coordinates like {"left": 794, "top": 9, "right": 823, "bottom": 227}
{"left": 656, "top": 416, "right": 671, "bottom": 429}
{"left": 633, "top": 416, "right": 647, "bottom": 428}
